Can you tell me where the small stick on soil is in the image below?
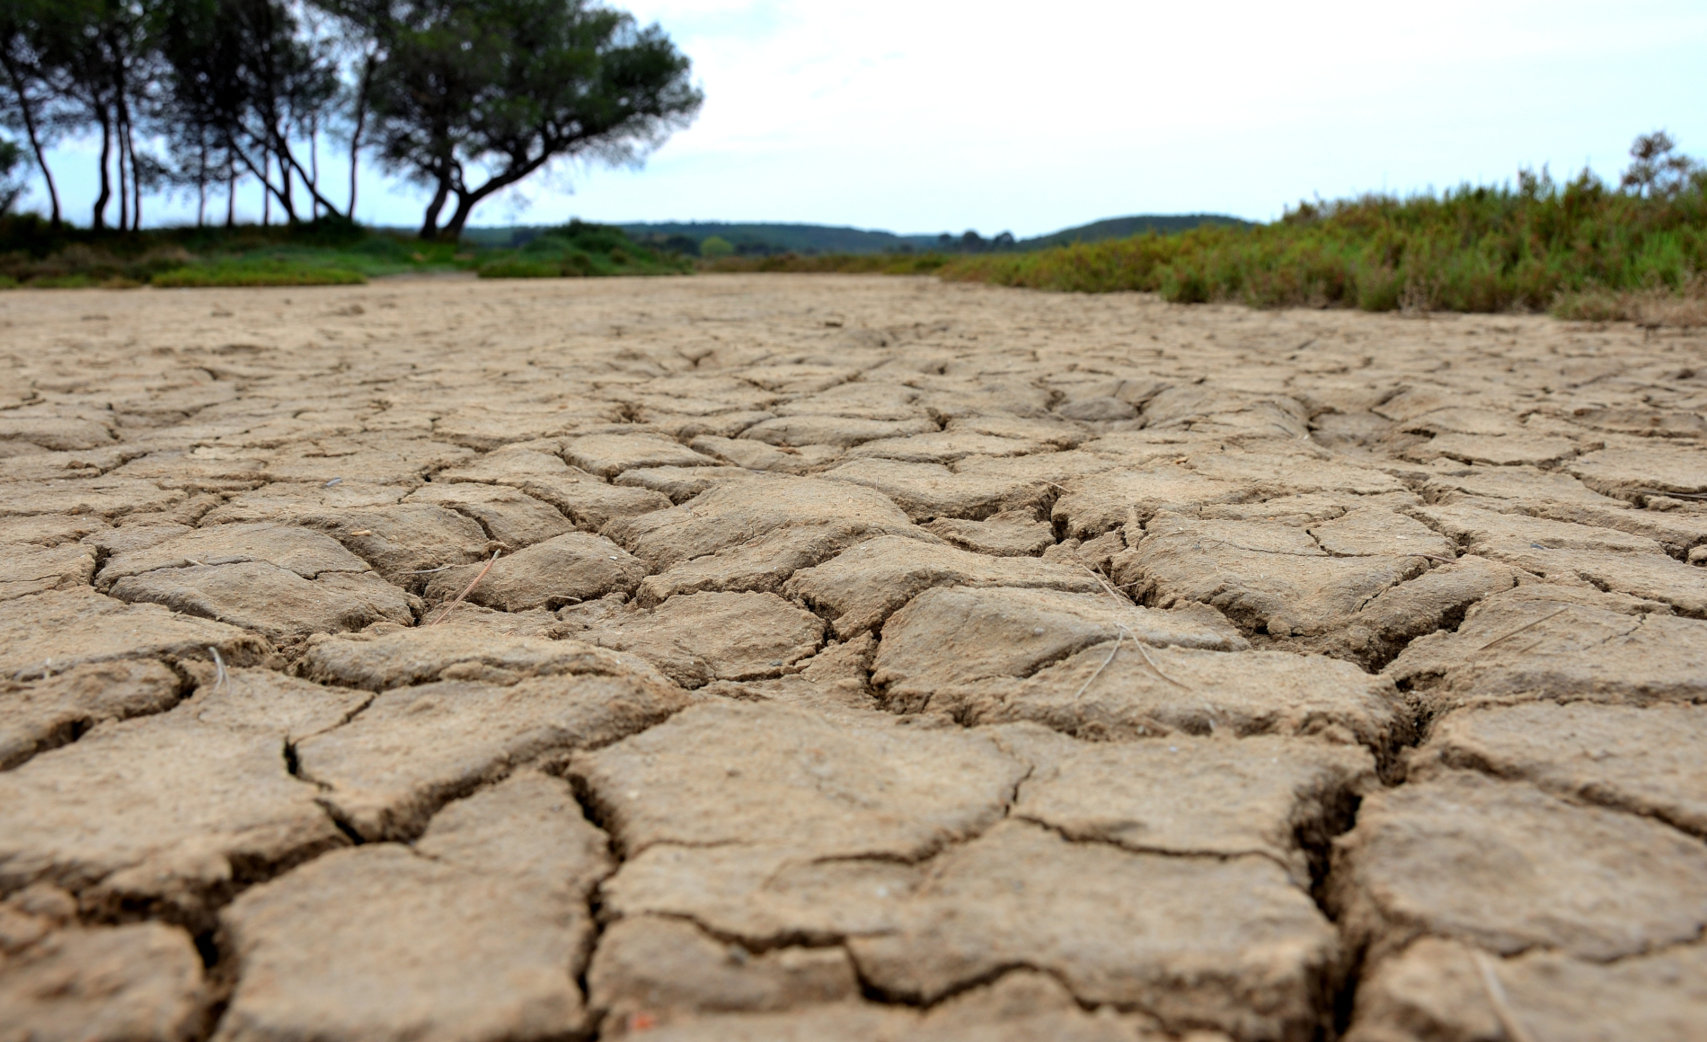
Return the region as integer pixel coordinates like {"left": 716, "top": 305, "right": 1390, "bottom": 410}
{"left": 1404, "top": 552, "right": 1458, "bottom": 564}
{"left": 1081, "top": 565, "right": 1129, "bottom": 603}
{"left": 208, "top": 646, "right": 227, "bottom": 691}
{"left": 1473, "top": 950, "right": 1539, "bottom": 1042}
{"left": 429, "top": 550, "right": 499, "bottom": 627}
{"left": 1477, "top": 607, "right": 1569, "bottom": 652}
{"left": 1133, "top": 639, "right": 1189, "bottom": 689}
{"left": 1635, "top": 488, "right": 1707, "bottom": 500}
{"left": 1070, "top": 627, "right": 1125, "bottom": 701}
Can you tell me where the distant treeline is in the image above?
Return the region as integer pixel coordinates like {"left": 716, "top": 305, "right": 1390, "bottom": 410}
{"left": 0, "top": 0, "right": 699, "bottom": 239}
{"left": 462, "top": 214, "right": 1253, "bottom": 257}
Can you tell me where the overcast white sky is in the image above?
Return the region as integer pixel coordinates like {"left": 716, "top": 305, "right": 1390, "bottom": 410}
{"left": 21, "top": 0, "right": 1707, "bottom": 236}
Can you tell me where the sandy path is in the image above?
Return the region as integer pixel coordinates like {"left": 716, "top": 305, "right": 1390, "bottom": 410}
{"left": 2, "top": 274, "right": 1705, "bottom": 1040}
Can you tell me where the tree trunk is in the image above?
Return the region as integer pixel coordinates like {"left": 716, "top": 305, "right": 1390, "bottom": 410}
{"left": 124, "top": 115, "right": 141, "bottom": 230}
{"left": 273, "top": 144, "right": 342, "bottom": 220}
{"left": 347, "top": 56, "right": 373, "bottom": 217}
{"left": 116, "top": 117, "right": 129, "bottom": 232}
{"left": 440, "top": 153, "right": 556, "bottom": 240}
{"left": 226, "top": 157, "right": 237, "bottom": 228}
{"left": 276, "top": 126, "right": 297, "bottom": 223}
{"left": 116, "top": 65, "right": 141, "bottom": 231}
{"left": 269, "top": 130, "right": 299, "bottom": 223}
{"left": 418, "top": 178, "right": 451, "bottom": 239}
{"left": 442, "top": 192, "right": 481, "bottom": 241}
{"left": 234, "top": 140, "right": 308, "bottom": 224}
{"left": 2, "top": 62, "right": 60, "bottom": 226}
{"left": 308, "top": 116, "right": 319, "bottom": 219}
{"left": 278, "top": 138, "right": 294, "bottom": 221}
{"left": 197, "top": 139, "right": 207, "bottom": 227}
{"left": 93, "top": 112, "right": 113, "bottom": 231}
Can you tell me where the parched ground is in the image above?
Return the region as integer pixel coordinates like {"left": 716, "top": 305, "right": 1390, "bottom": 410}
{"left": 2, "top": 273, "right": 1706, "bottom": 1041}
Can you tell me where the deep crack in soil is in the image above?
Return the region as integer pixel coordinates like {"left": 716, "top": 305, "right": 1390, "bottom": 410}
{"left": 2, "top": 275, "right": 1706, "bottom": 1041}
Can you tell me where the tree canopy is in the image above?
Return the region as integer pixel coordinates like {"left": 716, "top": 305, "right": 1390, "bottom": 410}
{"left": 0, "top": 0, "right": 700, "bottom": 236}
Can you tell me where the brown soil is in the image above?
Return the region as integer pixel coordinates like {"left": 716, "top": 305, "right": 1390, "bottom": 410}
{"left": 2, "top": 274, "right": 1706, "bottom": 1041}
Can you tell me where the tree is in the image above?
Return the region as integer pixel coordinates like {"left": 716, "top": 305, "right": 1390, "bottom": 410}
{"left": 332, "top": 0, "right": 701, "bottom": 239}
{"left": 155, "top": 0, "right": 343, "bottom": 225}
{"left": 26, "top": 0, "right": 166, "bottom": 231}
{"left": 1621, "top": 131, "right": 1702, "bottom": 199}
{"left": 698, "top": 234, "right": 732, "bottom": 259}
{"left": 0, "top": 0, "right": 67, "bottom": 225}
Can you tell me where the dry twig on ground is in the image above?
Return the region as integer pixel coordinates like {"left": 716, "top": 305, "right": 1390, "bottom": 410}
{"left": 429, "top": 551, "right": 500, "bottom": 626}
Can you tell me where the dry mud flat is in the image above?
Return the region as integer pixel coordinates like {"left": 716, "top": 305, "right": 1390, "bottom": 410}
{"left": 1, "top": 274, "right": 1706, "bottom": 1041}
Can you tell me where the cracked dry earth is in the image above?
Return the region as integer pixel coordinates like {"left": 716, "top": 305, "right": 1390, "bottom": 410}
{"left": 2, "top": 274, "right": 1706, "bottom": 1042}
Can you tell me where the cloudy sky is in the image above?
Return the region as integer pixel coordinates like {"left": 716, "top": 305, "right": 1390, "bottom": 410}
{"left": 21, "top": 0, "right": 1707, "bottom": 236}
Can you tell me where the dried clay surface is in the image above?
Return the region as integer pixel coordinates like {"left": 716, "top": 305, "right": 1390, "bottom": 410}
{"left": 1, "top": 275, "right": 1705, "bottom": 1041}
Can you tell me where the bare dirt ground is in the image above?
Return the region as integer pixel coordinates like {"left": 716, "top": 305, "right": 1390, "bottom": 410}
{"left": 2, "top": 274, "right": 1706, "bottom": 1041}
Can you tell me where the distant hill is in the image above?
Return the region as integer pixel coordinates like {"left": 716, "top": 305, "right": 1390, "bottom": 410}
{"left": 463, "top": 214, "right": 1252, "bottom": 256}
{"left": 617, "top": 222, "right": 933, "bottom": 256}
{"left": 1016, "top": 213, "right": 1254, "bottom": 250}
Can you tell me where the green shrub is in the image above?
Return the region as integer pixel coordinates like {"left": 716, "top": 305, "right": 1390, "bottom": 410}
{"left": 940, "top": 162, "right": 1707, "bottom": 315}
{"left": 478, "top": 222, "right": 691, "bottom": 278}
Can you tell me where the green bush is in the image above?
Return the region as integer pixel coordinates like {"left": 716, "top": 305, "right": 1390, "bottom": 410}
{"left": 478, "top": 221, "right": 691, "bottom": 279}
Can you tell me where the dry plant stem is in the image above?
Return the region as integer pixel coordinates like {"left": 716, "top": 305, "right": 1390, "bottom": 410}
{"left": 1081, "top": 565, "right": 1130, "bottom": 604}
{"left": 1133, "top": 639, "right": 1189, "bottom": 690}
{"left": 208, "top": 646, "right": 227, "bottom": 691}
{"left": 1477, "top": 607, "right": 1570, "bottom": 652}
{"left": 1071, "top": 628, "right": 1125, "bottom": 701}
{"left": 429, "top": 551, "right": 500, "bottom": 627}
{"left": 1473, "top": 950, "right": 1541, "bottom": 1042}
{"left": 1077, "top": 564, "right": 1191, "bottom": 689}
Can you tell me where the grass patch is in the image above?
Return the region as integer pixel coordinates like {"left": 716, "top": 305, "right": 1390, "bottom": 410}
{"left": 0, "top": 216, "right": 688, "bottom": 288}
{"left": 22, "top": 273, "right": 103, "bottom": 289}
{"left": 476, "top": 221, "right": 692, "bottom": 279}
{"left": 939, "top": 166, "right": 1707, "bottom": 319}
{"left": 1553, "top": 275, "right": 1707, "bottom": 328}
{"left": 152, "top": 264, "right": 367, "bottom": 288}
{"left": 0, "top": 217, "right": 454, "bottom": 287}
